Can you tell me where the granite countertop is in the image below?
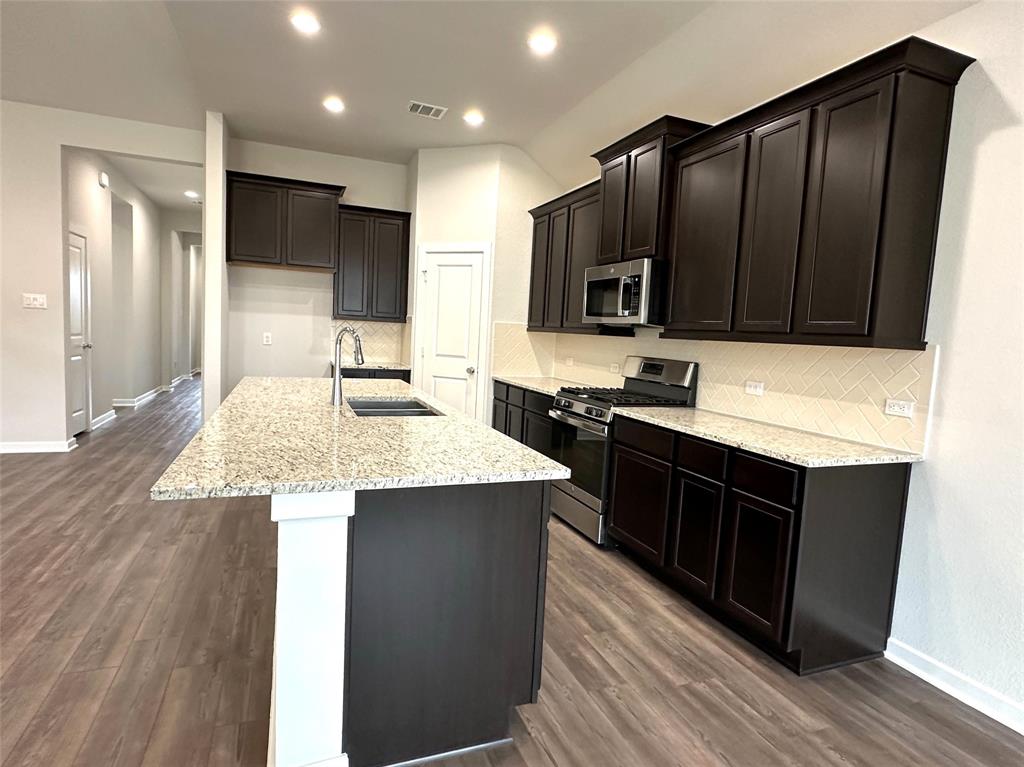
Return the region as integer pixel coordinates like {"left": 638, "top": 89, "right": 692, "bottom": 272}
{"left": 615, "top": 408, "right": 923, "bottom": 468}
{"left": 335, "top": 362, "right": 412, "bottom": 371}
{"left": 492, "top": 375, "right": 586, "bottom": 397}
{"left": 151, "top": 377, "right": 569, "bottom": 500}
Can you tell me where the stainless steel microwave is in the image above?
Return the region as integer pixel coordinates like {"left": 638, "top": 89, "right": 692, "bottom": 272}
{"left": 582, "top": 258, "right": 661, "bottom": 326}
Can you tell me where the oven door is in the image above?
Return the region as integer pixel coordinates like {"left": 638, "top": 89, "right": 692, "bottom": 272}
{"left": 548, "top": 410, "right": 608, "bottom": 508}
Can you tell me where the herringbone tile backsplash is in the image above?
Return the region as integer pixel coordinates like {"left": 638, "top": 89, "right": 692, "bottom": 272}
{"left": 331, "top": 320, "right": 406, "bottom": 364}
{"left": 493, "top": 323, "right": 935, "bottom": 454}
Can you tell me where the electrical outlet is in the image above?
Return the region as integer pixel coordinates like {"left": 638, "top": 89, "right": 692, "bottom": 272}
{"left": 610, "top": 363, "right": 620, "bottom": 374}
{"left": 262, "top": 332, "right": 272, "bottom": 346}
{"left": 885, "top": 399, "right": 914, "bottom": 418}
{"left": 564, "top": 357, "right": 574, "bottom": 367}
{"left": 745, "top": 380, "right": 765, "bottom": 396}
{"left": 22, "top": 293, "right": 47, "bottom": 309}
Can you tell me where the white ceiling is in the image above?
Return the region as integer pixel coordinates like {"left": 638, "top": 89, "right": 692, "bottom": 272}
{"left": 2, "top": 1, "right": 972, "bottom": 185}
{"left": 102, "top": 153, "right": 205, "bottom": 213}
{"left": 2, "top": 1, "right": 708, "bottom": 163}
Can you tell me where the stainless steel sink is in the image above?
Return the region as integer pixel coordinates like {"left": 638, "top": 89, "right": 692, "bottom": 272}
{"left": 347, "top": 399, "right": 440, "bottom": 417}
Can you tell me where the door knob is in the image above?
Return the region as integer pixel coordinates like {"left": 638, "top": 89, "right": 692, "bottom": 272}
{"left": 81, "top": 342, "right": 93, "bottom": 349}
{"left": 466, "top": 366, "right": 476, "bottom": 375}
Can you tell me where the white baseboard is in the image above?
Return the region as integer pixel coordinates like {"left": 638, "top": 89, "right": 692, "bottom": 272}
{"left": 0, "top": 437, "right": 78, "bottom": 454}
{"left": 112, "top": 387, "right": 161, "bottom": 408}
{"left": 90, "top": 409, "right": 116, "bottom": 429}
{"left": 886, "top": 638, "right": 1024, "bottom": 736}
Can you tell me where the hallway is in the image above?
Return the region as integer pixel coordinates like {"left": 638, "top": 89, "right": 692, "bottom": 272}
{"left": 1, "top": 378, "right": 275, "bottom": 766}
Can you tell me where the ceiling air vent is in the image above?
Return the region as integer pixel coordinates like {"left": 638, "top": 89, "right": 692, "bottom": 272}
{"left": 408, "top": 101, "right": 448, "bottom": 120}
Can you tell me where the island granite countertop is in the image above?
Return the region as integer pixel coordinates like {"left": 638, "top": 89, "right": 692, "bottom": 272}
{"left": 615, "top": 407, "right": 923, "bottom": 468}
{"left": 151, "top": 377, "right": 569, "bottom": 500}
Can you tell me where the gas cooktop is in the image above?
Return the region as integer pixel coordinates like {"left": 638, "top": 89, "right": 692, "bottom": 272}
{"left": 558, "top": 387, "right": 683, "bottom": 407}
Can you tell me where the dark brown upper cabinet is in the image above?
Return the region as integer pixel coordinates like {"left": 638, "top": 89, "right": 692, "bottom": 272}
{"left": 227, "top": 171, "right": 344, "bottom": 269}
{"left": 596, "top": 155, "right": 628, "bottom": 264}
{"left": 664, "top": 135, "right": 748, "bottom": 333}
{"left": 593, "top": 117, "right": 709, "bottom": 264}
{"left": 527, "top": 182, "right": 605, "bottom": 335}
{"left": 793, "top": 76, "right": 894, "bottom": 337}
{"left": 562, "top": 194, "right": 602, "bottom": 329}
{"left": 543, "top": 207, "right": 569, "bottom": 329}
{"left": 286, "top": 189, "right": 339, "bottom": 269}
{"left": 733, "top": 110, "right": 811, "bottom": 334}
{"left": 527, "top": 215, "right": 550, "bottom": 328}
{"left": 336, "top": 213, "right": 371, "bottom": 318}
{"left": 334, "top": 205, "right": 410, "bottom": 323}
{"left": 660, "top": 37, "right": 973, "bottom": 350}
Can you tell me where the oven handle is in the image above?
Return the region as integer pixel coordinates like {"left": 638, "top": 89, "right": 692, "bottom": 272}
{"left": 548, "top": 409, "right": 608, "bottom": 437}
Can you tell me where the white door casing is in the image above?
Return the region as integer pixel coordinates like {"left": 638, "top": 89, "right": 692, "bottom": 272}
{"left": 413, "top": 243, "right": 492, "bottom": 420}
{"left": 66, "top": 232, "right": 91, "bottom": 435}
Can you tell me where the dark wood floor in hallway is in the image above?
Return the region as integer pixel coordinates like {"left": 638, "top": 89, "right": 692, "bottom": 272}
{"left": 1, "top": 377, "right": 1021, "bottom": 766}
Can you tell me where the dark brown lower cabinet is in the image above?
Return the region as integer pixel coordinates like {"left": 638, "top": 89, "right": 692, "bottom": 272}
{"left": 716, "top": 490, "right": 794, "bottom": 644}
{"left": 492, "top": 399, "right": 508, "bottom": 433}
{"left": 666, "top": 470, "right": 724, "bottom": 599}
{"left": 523, "top": 410, "right": 559, "bottom": 462}
{"left": 337, "top": 367, "right": 411, "bottom": 383}
{"left": 606, "top": 444, "right": 672, "bottom": 566}
{"left": 607, "top": 416, "right": 912, "bottom": 674}
{"left": 507, "top": 404, "right": 524, "bottom": 443}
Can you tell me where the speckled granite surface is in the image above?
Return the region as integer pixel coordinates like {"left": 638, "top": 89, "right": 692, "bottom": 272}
{"left": 492, "top": 375, "right": 586, "bottom": 397}
{"left": 151, "top": 377, "right": 569, "bottom": 500}
{"left": 616, "top": 408, "right": 923, "bottom": 468}
{"left": 336, "top": 362, "right": 411, "bottom": 371}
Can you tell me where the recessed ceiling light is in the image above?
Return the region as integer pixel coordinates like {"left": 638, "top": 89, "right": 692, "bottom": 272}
{"left": 463, "top": 109, "right": 485, "bottom": 127}
{"left": 184, "top": 190, "right": 200, "bottom": 199}
{"left": 323, "top": 95, "right": 345, "bottom": 114}
{"left": 290, "top": 9, "right": 321, "bottom": 36}
{"left": 528, "top": 27, "right": 557, "bottom": 57}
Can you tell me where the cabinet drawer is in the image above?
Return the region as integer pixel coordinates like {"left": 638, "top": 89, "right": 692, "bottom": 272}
{"left": 523, "top": 390, "right": 552, "bottom": 415}
{"left": 509, "top": 387, "right": 527, "bottom": 408}
{"left": 731, "top": 453, "right": 801, "bottom": 508}
{"left": 493, "top": 381, "right": 509, "bottom": 402}
{"left": 675, "top": 435, "right": 728, "bottom": 480}
{"left": 614, "top": 418, "right": 674, "bottom": 460}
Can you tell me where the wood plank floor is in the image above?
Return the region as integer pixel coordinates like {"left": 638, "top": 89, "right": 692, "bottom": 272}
{"left": 2, "top": 378, "right": 1022, "bottom": 766}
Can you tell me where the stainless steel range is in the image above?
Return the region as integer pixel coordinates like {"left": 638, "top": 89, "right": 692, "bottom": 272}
{"left": 547, "top": 356, "right": 698, "bottom": 544}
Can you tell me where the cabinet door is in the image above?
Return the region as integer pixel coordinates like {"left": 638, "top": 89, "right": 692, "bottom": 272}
{"left": 734, "top": 110, "right": 811, "bottom": 333}
{"left": 562, "top": 194, "right": 601, "bottom": 329}
{"left": 717, "top": 490, "right": 795, "bottom": 644}
{"left": 335, "top": 213, "right": 371, "bottom": 319}
{"left": 795, "top": 76, "right": 895, "bottom": 336}
{"left": 543, "top": 207, "right": 569, "bottom": 329}
{"left": 285, "top": 189, "right": 337, "bottom": 268}
{"left": 623, "top": 138, "right": 664, "bottom": 260}
{"left": 597, "top": 155, "right": 628, "bottom": 264}
{"left": 506, "top": 404, "right": 524, "bottom": 443}
{"left": 522, "top": 410, "right": 559, "bottom": 462}
{"left": 665, "top": 135, "right": 748, "bottom": 332}
{"left": 607, "top": 444, "right": 672, "bottom": 566}
{"left": 527, "top": 215, "right": 549, "bottom": 328}
{"left": 667, "top": 470, "right": 725, "bottom": 600}
{"left": 492, "top": 399, "right": 508, "bottom": 434}
{"left": 228, "top": 180, "right": 284, "bottom": 264}
{"left": 370, "top": 216, "right": 408, "bottom": 320}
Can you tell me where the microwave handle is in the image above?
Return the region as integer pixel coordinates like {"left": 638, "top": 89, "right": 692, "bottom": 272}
{"left": 618, "top": 277, "right": 628, "bottom": 317}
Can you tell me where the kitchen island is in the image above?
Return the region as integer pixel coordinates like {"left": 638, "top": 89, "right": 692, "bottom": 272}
{"left": 151, "top": 377, "right": 569, "bottom": 767}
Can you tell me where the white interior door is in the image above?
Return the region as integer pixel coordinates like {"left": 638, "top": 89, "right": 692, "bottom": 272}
{"left": 67, "top": 232, "right": 91, "bottom": 435}
{"left": 415, "top": 244, "right": 489, "bottom": 417}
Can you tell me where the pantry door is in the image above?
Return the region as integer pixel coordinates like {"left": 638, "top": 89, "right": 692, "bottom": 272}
{"left": 413, "top": 243, "right": 491, "bottom": 419}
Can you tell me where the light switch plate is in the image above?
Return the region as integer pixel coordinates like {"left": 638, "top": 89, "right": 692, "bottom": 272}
{"left": 885, "top": 399, "right": 915, "bottom": 418}
{"left": 262, "top": 332, "right": 272, "bottom": 346}
{"left": 22, "top": 293, "right": 47, "bottom": 309}
{"left": 745, "top": 380, "right": 765, "bottom": 396}
{"left": 564, "top": 357, "right": 574, "bottom": 367}
{"left": 610, "top": 363, "right": 620, "bottom": 374}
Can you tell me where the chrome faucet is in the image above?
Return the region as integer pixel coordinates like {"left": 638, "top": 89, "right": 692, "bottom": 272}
{"left": 332, "top": 325, "right": 365, "bottom": 405}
